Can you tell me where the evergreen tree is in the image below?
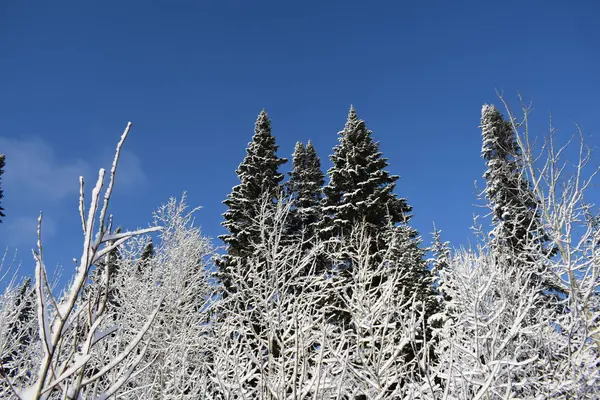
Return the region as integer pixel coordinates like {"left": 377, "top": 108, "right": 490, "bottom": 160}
{"left": 87, "top": 227, "right": 123, "bottom": 317}
{"left": 0, "top": 154, "right": 5, "bottom": 222}
{"left": 480, "top": 104, "right": 559, "bottom": 293}
{"left": 318, "top": 107, "right": 439, "bottom": 338}
{"left": 286, "top": 140, "right": 324, "bottom": 243}
{"left": 218, "top": 110, "right": 287, "bottom": 295}
{"left": 319, "top": 106, "right": 411, "bottom": 250}
{"left": 384, "top": 224, "right": 440, "bottom": 375}
{"left": 430, "top": 228, "right": 452, "bottom": 304}
{"left": 137, "top": 239, "right": 154, "bottom": 273}
{"left": 1, "top": 278, "right": 35, "bottom": 378}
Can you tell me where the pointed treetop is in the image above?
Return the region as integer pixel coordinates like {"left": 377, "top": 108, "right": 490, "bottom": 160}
{"left": 481, "top": 103, "right": 495, "bottom": 117}
{"left": 345, "top": 105, "right": 360, "bottom": 132}
{"left": 255, "top": 109, "right": 271, "bottom": 132}
{"left": 220, "top": 108, "right": 287, "bottom": 257}
{"left": 480, "top": 103, "right": 518, "bottom": 161}
{"left": 293, "top": 141, "right": 305, "bottom": 153}
{"left": 0, "top": 154, "right": 5, "bottom": 222}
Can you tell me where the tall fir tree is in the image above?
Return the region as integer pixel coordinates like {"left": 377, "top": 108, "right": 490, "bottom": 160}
{"left": 218, "top": 110, "right": 287, "bottom": 295}
{"left": 318, "top": 106, "right": 439, "bottom": 337}
{"left": 286, "top": 140, "right": 324, "bottom": 243}
{"left": 137, "top": 239, "right": 154, "bottom": 273}
{"left": 86, "top": 227, "right": 123, "bottom": 319}
{"left": 319, "top": 105, "right": 411, "bottom": 251}
{"left": 480, "top": 104, "right": 560, "bottom": 293}
{"left": 1, "top": 278, "right": 36, "bottom": 378}
{"left": 430, "top": 228, "right": 452, "bottom": 304}
{"left": 0, "top": 154, "right": 5, "bottom": 222}
{"left": 384, "top": 224, "right": 440, "bottom": 376}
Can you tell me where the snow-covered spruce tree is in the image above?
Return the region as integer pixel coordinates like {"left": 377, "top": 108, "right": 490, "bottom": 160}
{"left": 0, "top": 275, "right": 37, "bottom": 392}
{"left": 87, "top": 227, "right": 123, "bottom": 316}
{"left": 322, "top": 224, "right": 439, "bottom": 399}
{"left": 218, "top": 110, "right": 287, "bottom": 296}
{"left": 429, "top": 228, "right": 456, "bottom": 325}
{"left": 319, "top": 106, "right": 411, "bottom": 246}
{"left": 495, "top": 96, "right": 600, "bottom": 397}
{"left": 0, "top": 154, "right": 5, "bottom": 222}
{"left": 429, "top": 100, "right": 600, "bottom": 399}
{"left": 318, "top": 107, "right": 438, "bottom": 333}
{"left": 429, "top": 228, "right": 451, "bottom": 300}
{"left": 2, "top": 278, "right": 36, "bottom": 369}
{"left": 286, "top": 140, "right": 324, "bottom": 245}
{"left": 211, "top": 194, "right": 337, "bottom": 398}
{"left": 382, "top": 224, "right": 440, "bottom": 383}
{"left": 210, "top": 206, "right": 441, "bottom": 399}
{"left": 136, "top": 239, "right": 153, "bottom": 273}
{"left": 481, "top": 104, "right": 559, "bottom": 295}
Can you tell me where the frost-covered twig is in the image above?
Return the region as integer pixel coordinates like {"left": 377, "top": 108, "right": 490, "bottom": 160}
{"left": 7, "top": 122, "right": 166, "bottom": 400}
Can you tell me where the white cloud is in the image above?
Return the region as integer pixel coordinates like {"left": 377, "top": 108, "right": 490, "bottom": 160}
{"left": 0, "top": 136, "right": 92, "bottom": 202}
{"left": 102, "top": 149, "right": 148, "bottom": 190}
{"left": 0, "top": 136, "right": 147, "bottom": 249}
{"left": 2, "top": 214, "right": 57, "bottom": 248}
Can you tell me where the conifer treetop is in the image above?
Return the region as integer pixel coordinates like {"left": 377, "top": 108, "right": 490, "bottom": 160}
{"left": 287, "top": 139, "right": 324, "bottom": 241}
{"left": 320, "top": 106, "right": 411, "bottom": 239}
{"left": 219, "top": 109, "right": 287, "bottom": 276}
{"left": 0, "top": 154, "right": 5, "bottom": 222}
{"left": 481, "top": 104, "right": 520, "bottom": 164}
{"left": 480, "top": 103, "right": 558, "bottom": 293}
{"left": 345, "top": 105, "right": 359, "bottom": 132}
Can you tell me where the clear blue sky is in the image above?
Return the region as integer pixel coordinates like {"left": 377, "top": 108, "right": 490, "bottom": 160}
{"left": 1, "top": 1, "right": 599, "bottom": 281}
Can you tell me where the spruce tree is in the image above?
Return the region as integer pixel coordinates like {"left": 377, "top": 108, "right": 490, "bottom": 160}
{"left": 480, "top": 104, "right": 559, "bottom": 293}
{"left": 0, "top": 154, "right": 5, "bottom": 222}
{"left": 319, "top": 106, "right": 411, "bottom": 249}
{"left": 286, "top": 140, "right": 324, "bottom": 243}
{"left": 384, "top": 224, "right": 440, "bottom": 378}
{"left": 88, "top": 227, "right": 122, "bottom": 314}
{"left": 2, "top": 278, "right": 35, "bottom": 378}
{"left": 430, "top": 228, "right": 452, "bottom": 304}
{"left": 319, "top": 107, "right": 439, "bottom": 335}
{"left": 218, "top": 110, "right": 287, "bottom": 295}
{"left": 137, "top": 239, "right": 154, "bottom": 273}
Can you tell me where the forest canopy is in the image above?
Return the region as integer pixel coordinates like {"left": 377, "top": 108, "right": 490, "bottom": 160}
{"left": 1, "top": 97, "right": 599, "bottom": 399}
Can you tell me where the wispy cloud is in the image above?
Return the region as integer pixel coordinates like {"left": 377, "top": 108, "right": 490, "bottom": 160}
{"left": 0, "top": 136, "right": 92, "bottom": 203}
{"left": 0, "top": 136, "right": 147, "bottom": 249}
{"left": 2, "top": 214, "right": 57, "bottom": 248}
{"left": 102, "top": 149, "right": 148, "bottom": 190}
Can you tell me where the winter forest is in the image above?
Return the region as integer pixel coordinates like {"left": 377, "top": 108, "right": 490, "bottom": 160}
{"left": 0, "top": 97, "right": 599, "bottom": 400}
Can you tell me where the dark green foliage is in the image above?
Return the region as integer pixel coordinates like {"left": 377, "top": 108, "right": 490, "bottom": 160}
{"left": 386, "top": 226, "right": 437, "bottom": 312}
{"left": 137, "top": 239, "right": 154, "bottom": 273}
{"left": 319, "top": 106, "right": 411, "bottom": 250}
{"left": 0, "top": 154, "right": 5, "bottom": 222}
{"left": 218, "top": 110, "right": 287, "bottom": 294}
{"left": 216, "top": 111, "right": 288, "bottom": 392}
{"left": 317, "top": 107, "right": 439, "bottom": 339}
{"left": 480, "top": 105, "right": 560, "bottom": 293}
{"left": 430, "top": 228, "right": 453, "bottom": 305}
{"left": 286, "top": 140, "right": 324, "bottom": 243}
{"left": 91, "top": 227, "right": 122, "bottom": 312}
{"left": 384, "top": 224, "right": 440, "bottom": 370}
{"left": 1, "top": 278, "right": 35, "bottom": 378}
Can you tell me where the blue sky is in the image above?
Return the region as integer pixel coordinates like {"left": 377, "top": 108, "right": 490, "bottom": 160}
{"left": 1, "top": 1, "right": 599, "bottom": 282}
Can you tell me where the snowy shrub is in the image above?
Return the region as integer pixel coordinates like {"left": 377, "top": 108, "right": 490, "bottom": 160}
{"left": 1, "top": 98, "right": 599, "bottom": 399}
